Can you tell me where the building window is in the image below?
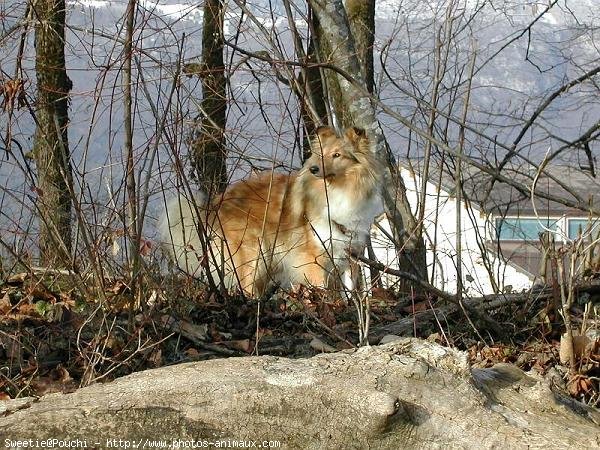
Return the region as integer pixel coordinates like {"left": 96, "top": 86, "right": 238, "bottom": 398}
{"left": 496, "top": 217, "right": 559, "bottom": 241}
{"left": 567, "top": 218, "right": 600, "bottom": 239}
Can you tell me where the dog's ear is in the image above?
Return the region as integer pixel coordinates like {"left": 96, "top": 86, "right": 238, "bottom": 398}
{"left": 345, "top": 127, "right": 367, "bottom": 142}
{"left": 345, "top": 127, "right": 366, "bottom": 140}
{"left": 311, "top": 126, "right": 337, "bottom": 151}
{"left": 344, "top": 127, "right": 369, "bottom": 152}
{"left": 315, "top": 126, "right": 337, "bottom": 141}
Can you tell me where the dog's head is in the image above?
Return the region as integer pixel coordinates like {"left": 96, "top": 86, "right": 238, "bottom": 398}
{"left": 305, "top": 126, "right": 370, "bottom": 179}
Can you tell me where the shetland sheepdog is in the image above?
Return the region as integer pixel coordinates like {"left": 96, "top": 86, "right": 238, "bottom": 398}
{"left": 160, "top": 126, "right": 383, "bottom": 297}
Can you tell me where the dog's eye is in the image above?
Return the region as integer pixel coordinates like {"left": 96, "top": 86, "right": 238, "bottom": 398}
{"left": 333, "top": 152, "right": 341, "bottom": 158}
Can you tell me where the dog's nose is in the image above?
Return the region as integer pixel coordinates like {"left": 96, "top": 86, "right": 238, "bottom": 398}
{"left": 309, "top": 165, "right": 320, "bottom": 174}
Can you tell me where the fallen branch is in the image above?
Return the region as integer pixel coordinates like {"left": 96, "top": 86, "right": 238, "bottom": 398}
{"left": 370, "top": 289, "right": 532, "bottom": 341}
{"left": 159, "top": 314, "right": 240, "bottom": 357}
{"left": 354, "top": 254, "right": 455, "bottom": 302}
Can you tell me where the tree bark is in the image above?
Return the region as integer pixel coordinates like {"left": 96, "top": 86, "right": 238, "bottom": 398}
{"left": 299, "top": 11, "right": 328, "bottom": 161}
{"left": 346, "top": 0, "right": 375, "bottom": 94}
{"left": 123, "top": 0, "right": 140, "bottom": 307}
{"left": 191, "top": 0, "right": 227, "bottom": 195}
{"left": 308, "top": 0, "right": 428, "bottom": 284}
{"left": 1, "top": 339, "right": 597, "bottom": 448}
{"left": 33, "top": 0, "right": 72, "bottom": 266}
{"left": 311, "top": 11, "right": 349, "bottom": 129}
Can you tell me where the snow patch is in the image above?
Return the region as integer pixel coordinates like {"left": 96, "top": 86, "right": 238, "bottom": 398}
{"left": 71, "top": 0, "right": 203, "bottom": 22}
{"left": 74, "top": 0, "right": 113, "bottom": 8}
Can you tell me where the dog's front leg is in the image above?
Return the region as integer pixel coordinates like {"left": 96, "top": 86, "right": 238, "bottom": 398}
{"left": 301, "top": 262, "right": 327, "bottom": 289}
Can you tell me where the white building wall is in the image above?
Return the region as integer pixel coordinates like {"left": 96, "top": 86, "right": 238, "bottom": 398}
{"left": 371, "top": 168, "right": 533, "bottom": 296}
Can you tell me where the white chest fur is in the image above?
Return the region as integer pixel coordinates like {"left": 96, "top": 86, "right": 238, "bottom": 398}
{"left": 309, "top": 185, "right": 383, "bottom": 254}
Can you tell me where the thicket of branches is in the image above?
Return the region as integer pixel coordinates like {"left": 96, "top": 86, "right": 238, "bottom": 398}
{"left": 0, "top": 1, "right": 597, "bottom": 279}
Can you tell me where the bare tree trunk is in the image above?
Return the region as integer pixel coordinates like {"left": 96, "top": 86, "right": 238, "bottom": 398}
{"left": 346, "top": 0, "right": 375, "bottom": 94}
{"left": 33, "top": 0, "right": 72, "bottom": 266}
{"left": 310, "top": 11, "right": 349, "bottom": 129}
{"left": 282, "top": 0, "right": 328, "bottom": 161}
{"left": 191, "top": 0, "right": 227, "bottom": 195}
{"left": 299, "top": 10, "right": 328, "bottom": 161}
{"left": 309, "top": 0, "right": 427, "bottom": 284}
{"left": 123, "top": 0, "right": 141, "bottom": 312}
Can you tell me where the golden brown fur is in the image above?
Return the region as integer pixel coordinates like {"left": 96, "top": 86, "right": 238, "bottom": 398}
{"left": 161, "top": 126, "right": 383, "bottom": 297}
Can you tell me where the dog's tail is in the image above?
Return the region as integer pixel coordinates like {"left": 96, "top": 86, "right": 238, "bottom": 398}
{"left": 159, "top": 190, "right": 208, "bottom": 276}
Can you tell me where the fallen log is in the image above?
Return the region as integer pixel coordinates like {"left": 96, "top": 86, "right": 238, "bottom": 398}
{"left": 1, "top": 338, "right": 598, "bottom": 449}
